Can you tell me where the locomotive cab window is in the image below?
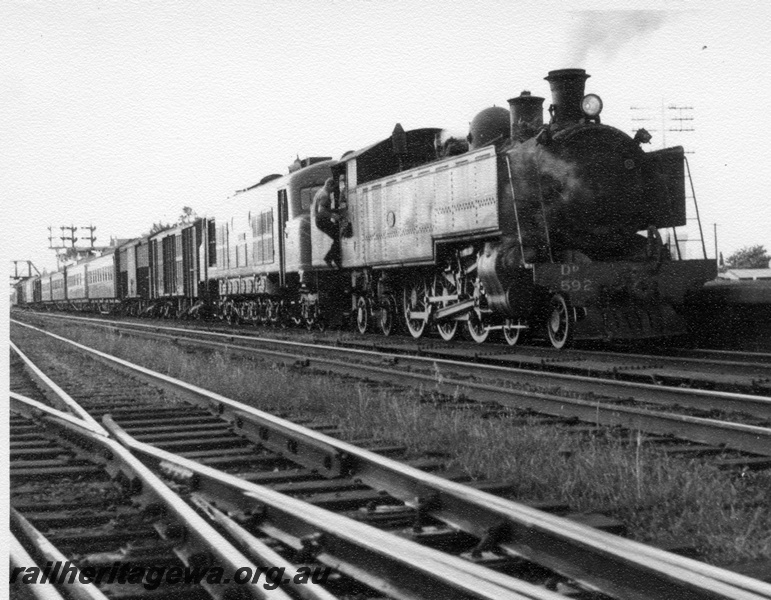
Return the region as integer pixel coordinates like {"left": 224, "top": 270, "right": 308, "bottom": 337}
{"left": 301, "top": 186, "right": 322, "bottom": 211}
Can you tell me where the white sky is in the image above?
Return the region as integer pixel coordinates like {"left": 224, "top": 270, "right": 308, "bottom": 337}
{"left": 3, "top": 1, "right": 771, "bottom": 274}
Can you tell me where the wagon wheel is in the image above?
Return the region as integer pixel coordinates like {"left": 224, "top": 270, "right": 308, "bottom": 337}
{"left": 161, "top": 302, "right": 175, "bottom": 319}
{"left": 256, "top": 299, "right": 268, "bottom": 325}
{"left": 224, "top": 301, "right": 240, "bottom": 325}
{"left": 502, "top": 318, "right": 525, "bottom": 346}
{"left": 242, "top": 300, "right": 257, "bottom": 325}
{"left": 265, "top": 299, "right": 279, "bottom": 324}
{"left": 356, "top": 296, "right": 371, "bottom": 334}
{"left": 546, "top": 293, "right": 573, "bottom": 350}
{"left": 433, "top": 273, "right": 459, "bottom": 342}
{"left": 403, "top": 277, "right": 429, "bottom": 339}
{"left": 304, "top": 299, "right": 319, "bottom": 330}
{"left": 378, "top": 294, "right": 398, "bottom": 336}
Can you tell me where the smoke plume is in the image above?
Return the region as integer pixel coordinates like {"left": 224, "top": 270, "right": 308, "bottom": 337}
{"left": 566, "top": 11, "right": 667, "bottom": 66}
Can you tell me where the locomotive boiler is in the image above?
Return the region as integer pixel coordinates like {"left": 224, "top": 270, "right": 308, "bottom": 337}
{"left": 336, "top": 68, "right": 715, "bottom": 347}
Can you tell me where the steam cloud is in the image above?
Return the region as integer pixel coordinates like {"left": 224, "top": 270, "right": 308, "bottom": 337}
{"left": 566, "top": 11, "right": 667, "bottom": 66}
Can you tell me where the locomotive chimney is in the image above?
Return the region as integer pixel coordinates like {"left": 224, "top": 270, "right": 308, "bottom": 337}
{"left": 545, "top": 68, "right": 590, "bottom": 126}
{"left": 508, "top": 91, "right": 544, "bottom": 141}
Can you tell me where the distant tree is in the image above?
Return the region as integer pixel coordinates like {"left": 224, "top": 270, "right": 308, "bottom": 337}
{"left": 145, "top": 207, "right": 197, "bottom": 236}
{"left": 148, "top": 221, "right": 172, "bottom": 235}
{"left": 178, "top": 206, "right": 198, "bottom": 224}
{"left": 725, "top": 245, "right": 770, "bottom": 269}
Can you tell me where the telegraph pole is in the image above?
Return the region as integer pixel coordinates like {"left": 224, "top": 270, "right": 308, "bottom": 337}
{"left": 630, "top": 103, "right": 694, "bottom": 152}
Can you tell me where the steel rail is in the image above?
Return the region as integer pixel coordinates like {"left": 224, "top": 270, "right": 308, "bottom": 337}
{"left": 666, "top": 347, "right": 771, "bottom": 365}
{"left": 9, "top": 348, "right": 568, "bottom": 599}
{"left": 11, "top": 392, "right": 562, "bottom": 599}
{"left": 10, "top": 394, "right": 295, "bottom": 600}
{"left": 11, "top": 508, "right": 110, "bottom": 600}
{"left": 102, "top": 414, "right": 564, "bottom": 600}
{"left": 14, "top": 318, "right": 770, "bottom": 458}
{"left": 11, "top": 340, "right": 106, "bottom": 431}
{"left": 13, "top": 321, "right": 771, "bottom": 600}
{"left": 16, "top": 313, "right": 771, "bottom": 420}
{"left": 10, "top": 533, "right": 70, "bottom": 600}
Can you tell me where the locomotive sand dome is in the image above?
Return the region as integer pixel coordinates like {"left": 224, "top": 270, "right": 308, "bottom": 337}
{"left": 467, "top": 106, "right": 510, "bottom": 150}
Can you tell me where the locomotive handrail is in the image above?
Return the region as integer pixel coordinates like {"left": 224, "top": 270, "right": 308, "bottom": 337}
{"left": 684, "top": 155, "right": 709, "bottom": 259}
{"left": 504, "top": 154, "right": 527, "bottom": 267}
{"left": 533, "top": 152, "right": 555, "bottom": 262}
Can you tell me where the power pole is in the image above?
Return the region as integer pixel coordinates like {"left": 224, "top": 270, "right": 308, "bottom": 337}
{"left": 630, "top": 103, "right": 694, "bottom": 153}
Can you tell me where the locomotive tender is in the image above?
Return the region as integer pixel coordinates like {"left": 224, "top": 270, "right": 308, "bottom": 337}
{"left": 15, "top": 69, "right": 716, "bottom": 349}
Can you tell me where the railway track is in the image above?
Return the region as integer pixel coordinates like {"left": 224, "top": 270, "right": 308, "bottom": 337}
{"left": 10, "top": 398, "right": 301, "bottom": 600}
{"left": 16, "top": 309, "right": 771, "bottom": 395}
{"left": 10, "top": 355, "right": 567, "bottom": 599}
{"left": 10, "top": 319, "right": 771, "bottom": 599}
{"left": 15, "top": 313, "right": 771, "bottom": 467}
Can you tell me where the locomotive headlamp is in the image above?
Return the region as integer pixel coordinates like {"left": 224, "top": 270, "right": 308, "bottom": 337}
{"left": 581, "top": 94, "right": 603, "bottom": 118}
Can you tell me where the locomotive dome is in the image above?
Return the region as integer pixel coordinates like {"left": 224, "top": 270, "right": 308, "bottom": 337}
{"left": 467, "top": 106, "right": 510, "bottom": 150}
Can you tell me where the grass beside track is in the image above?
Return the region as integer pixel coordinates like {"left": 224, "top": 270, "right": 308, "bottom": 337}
{"left": 12, "top": 316, "right": 771, "bottom": 567}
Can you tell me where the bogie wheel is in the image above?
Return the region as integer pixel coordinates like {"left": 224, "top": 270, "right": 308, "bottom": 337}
{"left": 266, "top": 299, "right": 278, "bottom": 324}
{"left": 356, "top": 296, "right": 370, "bottom": 334}
{"left": 226, "top": 303, "right": 240, "bottom": 325}
{"left": 502, "top": 318, "right": 525, "bottom": 346}
{"left": 403, "top": 279, "right": 429, "bottom": 339}
{"left": 466, "top": 310, "right": 489, "bottom": 343}
{"left": 546, "top": 293, "right": 573, "bottom": 350}
{"left": 379, "top": 294, "right": 397, "bottom": 336}
{"left": 305, "top": 309, "right": 317, "bottom": 331}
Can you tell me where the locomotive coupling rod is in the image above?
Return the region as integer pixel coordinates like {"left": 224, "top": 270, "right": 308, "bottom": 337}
{"left": 433, "top": 298, "right": 475, "bottom": 321}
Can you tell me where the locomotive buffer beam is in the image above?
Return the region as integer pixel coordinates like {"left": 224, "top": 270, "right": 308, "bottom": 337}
{"left": 433, "top": 298, "right": 476, "bottom": 321}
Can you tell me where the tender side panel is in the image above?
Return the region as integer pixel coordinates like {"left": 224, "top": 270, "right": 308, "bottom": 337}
{"left": 343, "top": 146, "right": 499, "bottom": 268}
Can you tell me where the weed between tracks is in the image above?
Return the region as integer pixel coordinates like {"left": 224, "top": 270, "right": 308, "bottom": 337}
{"left": 14, "top": 318, "right": 771, "bottom": 567}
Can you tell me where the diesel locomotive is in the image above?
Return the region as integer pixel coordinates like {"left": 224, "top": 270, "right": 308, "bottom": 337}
{"left": 14, "top": 69, "right": 716, "bottom": 349}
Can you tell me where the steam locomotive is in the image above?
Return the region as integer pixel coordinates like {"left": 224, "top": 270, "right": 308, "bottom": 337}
{"left": 14, "top": 69, "right": 716, "bottom": 349}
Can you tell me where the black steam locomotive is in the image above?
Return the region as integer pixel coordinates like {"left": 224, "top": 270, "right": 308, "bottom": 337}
{"left": 15, "top": 69, "right": 715, "bottom": 349}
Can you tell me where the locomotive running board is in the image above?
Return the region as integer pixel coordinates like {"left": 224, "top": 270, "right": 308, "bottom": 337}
{"left": 433, "top": 298, "right": 475, "bottom": 321}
